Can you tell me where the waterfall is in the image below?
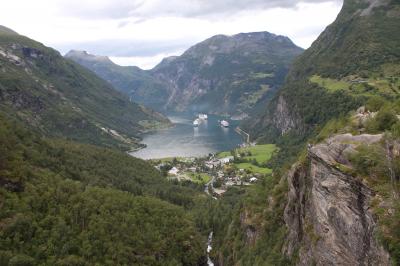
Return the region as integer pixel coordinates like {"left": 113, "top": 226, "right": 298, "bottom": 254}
{"left": 207, "top": 232, "right": 214, "bottom": 266}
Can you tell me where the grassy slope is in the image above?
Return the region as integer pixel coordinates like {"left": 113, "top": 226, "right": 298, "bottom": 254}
{"left": 234, "top": 163, "right": 272, "bottom": 174}
{"left": 184, "top": 172, "right": 212, "bottom": 184}
{"left": 309, "top": 65, "right": 400, "bottom": 97}
{"left": 236, "top": 144, "right": 276, "bottom": 164}
{"left": 218, "top": 144, "right": 276, "bottom": 174}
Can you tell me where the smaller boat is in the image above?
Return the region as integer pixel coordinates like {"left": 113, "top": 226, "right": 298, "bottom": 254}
{"left": 220, "top": 120, "right": 229, "bottom": 127}
{"left": 199, "top": 113, "right": 208, "bottom": 120}
{"left": 193, "top": 119, "right": 200, "bottom": 127}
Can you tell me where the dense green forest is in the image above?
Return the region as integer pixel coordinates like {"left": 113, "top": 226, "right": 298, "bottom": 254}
{"left": 0, "top": 113, "right": 209, "bottom": 265}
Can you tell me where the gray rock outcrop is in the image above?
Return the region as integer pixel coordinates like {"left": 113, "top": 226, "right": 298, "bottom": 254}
{"left": 284, "top": 134, "right": 391, "bottom": 265}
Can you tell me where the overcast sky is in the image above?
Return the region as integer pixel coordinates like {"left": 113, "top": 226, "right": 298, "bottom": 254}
{"left": 0, "top": 0, "right": 342, "bottom": 69}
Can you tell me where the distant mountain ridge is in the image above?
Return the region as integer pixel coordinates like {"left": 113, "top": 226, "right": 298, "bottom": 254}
{"left": 65, "top": 50, "right": 167, "bottom": 109}
{"left": 66, "top": 50, "right": 112, "bottom": 64}
{"left": 67, "top": 31, "right": 304, "bottom": 116}
{"left": 0, "top": 27, "right": 170, "bottom": 150}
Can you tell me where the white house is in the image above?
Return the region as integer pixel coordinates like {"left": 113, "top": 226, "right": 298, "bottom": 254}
{"left": 168, "top": 167, "right": 179, "bottom": 176}
{"left": 219, "top": 156, "right": 234, "bottom": 164}
{"left": 250, "top": 177, "right": 258, "bottom": 183}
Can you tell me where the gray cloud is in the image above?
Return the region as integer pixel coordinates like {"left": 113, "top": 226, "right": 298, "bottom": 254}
{"left": 55, "top": 0, "right": 144, "bottom": 19}
{"left": 56, "top": 0, "right": 342, "bottom": 19}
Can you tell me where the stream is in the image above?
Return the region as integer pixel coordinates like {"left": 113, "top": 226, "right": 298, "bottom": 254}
{"left": 207, "top": 232, "right": 214, "bottom": 266}
{"left": 205, "top": 178, "right": 215, "bottom": 265}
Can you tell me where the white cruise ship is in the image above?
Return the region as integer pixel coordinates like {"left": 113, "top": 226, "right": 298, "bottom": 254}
{"left": 198, "top": 113, "right": 208, "bottom": 120}
{"left": 220, "top": 120, "right": 229, "bottom": 127}
{"left": 193, "top": 119, "right": 200, "bottom": 127}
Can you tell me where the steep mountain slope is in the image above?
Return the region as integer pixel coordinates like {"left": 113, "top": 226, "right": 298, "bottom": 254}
{"left": 67, "top": 32, "right": 303, "bottom": 116}
{"left": 246, "top": 0, "right": 400, "bottom": 145}
{"left": 211, "top": 0, "right": 400, "bottom": 265}
{"left": 0, "top": 28, "right": 170, "bottom": 150}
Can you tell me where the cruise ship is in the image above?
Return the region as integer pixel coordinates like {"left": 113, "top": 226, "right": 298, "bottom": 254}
{"left": 198, "top": 113, "right": 208, "bottom": 120}
{"left": 220, "top": 120, "right": 229, "bottom": 127}
{"left": 193, "top": 119, "right": 200, "bottom": 127}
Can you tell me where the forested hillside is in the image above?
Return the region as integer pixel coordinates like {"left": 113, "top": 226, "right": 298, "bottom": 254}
{"left": 0, "top": 113, "right": 208, "bottom": 265}
{"left": 0, "top": 28, "right": 170, "bottom": 150}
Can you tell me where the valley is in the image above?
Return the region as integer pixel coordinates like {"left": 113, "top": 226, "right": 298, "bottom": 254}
{"left": 1, "top": 0, "right": 400, "bottom": 265}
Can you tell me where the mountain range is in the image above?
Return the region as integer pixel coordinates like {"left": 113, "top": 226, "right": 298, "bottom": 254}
{"left": 66, "top": 32, "right": 303, "bottom": 117}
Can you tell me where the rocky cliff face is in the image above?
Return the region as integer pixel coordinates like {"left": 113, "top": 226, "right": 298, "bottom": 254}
{"left": 271, "top": 96, "right": 302, "bottom": 136}
{"left": 284, "top": 134, "right": 391, "bottom": 265}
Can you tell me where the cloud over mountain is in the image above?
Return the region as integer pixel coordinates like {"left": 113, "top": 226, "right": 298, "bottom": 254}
{"left": 56, "top": 0, "right": 341, "bottom": 19}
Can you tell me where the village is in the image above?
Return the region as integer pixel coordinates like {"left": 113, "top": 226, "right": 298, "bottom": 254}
{"left": 151, "top": 144, "right": 277, "bottom": 197}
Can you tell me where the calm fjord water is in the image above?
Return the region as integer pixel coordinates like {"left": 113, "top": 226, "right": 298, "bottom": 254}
{"left": 131, "top": 114, "right": 243, "bottom": 159}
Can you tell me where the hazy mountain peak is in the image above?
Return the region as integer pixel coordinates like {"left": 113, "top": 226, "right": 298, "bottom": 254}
{"left": 66, "top": 49, "right": 113, "bottom": 64}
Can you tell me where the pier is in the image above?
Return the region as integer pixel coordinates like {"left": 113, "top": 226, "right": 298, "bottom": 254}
{"left": 235, "top": 127, "right": 250, "bottom": 144}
